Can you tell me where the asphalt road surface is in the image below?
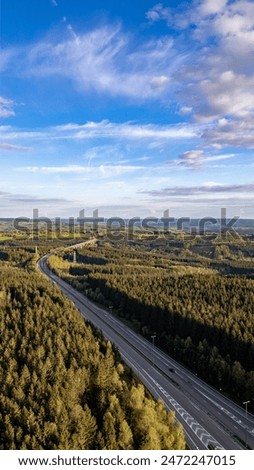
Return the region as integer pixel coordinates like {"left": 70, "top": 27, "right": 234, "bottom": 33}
{"left": 38, "top": 255, "right": 254, "bottom": 450}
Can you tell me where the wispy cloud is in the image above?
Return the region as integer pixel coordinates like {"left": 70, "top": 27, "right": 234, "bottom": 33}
{"left": 141, "top": 183, "right": 254, "bottom": 198}
{"left": 169, "top": 150, "right": 235, "bottom": 169}
{"left": 146, "top": 3, "right": 172, "bottom": 25}
{"left": 0, "top": 142, "right": 32, "bottom": 151}
{"left": 16, "top": 164, "right": 144, "bottom": 178}
{"left": 0, "top": 120, "right": 200, "bottom": 144}
{"left": 3, "top": 24, "right": 181, "bottom": 102}
{"left": 0, "top": 96, "right": 15, "bottom": 118}
{"left": 57, "top": 120, "right": 199, "bottom": 140}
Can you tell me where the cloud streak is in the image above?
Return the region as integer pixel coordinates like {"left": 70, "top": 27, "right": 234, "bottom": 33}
{"left": 0, "top": 142, "right": 32, "bottom": 151}
{"left": 169, "top": 150, "right": 235, "bottom": 169}
{"left": 0, "top": 120, "right": 200, "bottom": 144}
{"left": 16, "top": 164, "right": 144, "bottom": 178}
{"left": 141, "top": 183, "right": 254, "bottom": 197}
{"left": 0, "top": 189, "right": 70, "bottom": 216}
{"left": 57, "top": 120, "right": 199, "bottom": 140}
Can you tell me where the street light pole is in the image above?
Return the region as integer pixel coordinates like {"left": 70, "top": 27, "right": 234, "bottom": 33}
{"left": 243, "top": 400, "right": 250, "bottom": 448}
{"left": 151, "top": 334, "right": 156, "bottom": 367}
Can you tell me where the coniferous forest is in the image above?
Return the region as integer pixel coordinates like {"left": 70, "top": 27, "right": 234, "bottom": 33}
{"left": 48, "top": 234, "right": 254, "bottom": 409}
{"left": 0, "top": 246, "right": 185, "bottom": 450}
{"left": 1, "top": 227, "right": 254, "bottom": 450}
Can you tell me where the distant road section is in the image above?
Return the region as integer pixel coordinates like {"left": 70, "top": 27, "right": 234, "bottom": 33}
{"left": 38, "top": 254, "right": 254, "bottom": 450}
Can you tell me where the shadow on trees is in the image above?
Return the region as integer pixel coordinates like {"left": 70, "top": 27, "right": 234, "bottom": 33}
{"left": 83, "top": 276, "right": 254, "bottom": 406}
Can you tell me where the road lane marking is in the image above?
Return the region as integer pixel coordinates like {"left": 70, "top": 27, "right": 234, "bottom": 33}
{"left": 197, "top": 389, "right": 254, "bottom": 436}
{"left": 38, "top": 256, "right": 246, "bottom": 449}
{"left": 142, "top": 370, "right": 224, "bottom": 450}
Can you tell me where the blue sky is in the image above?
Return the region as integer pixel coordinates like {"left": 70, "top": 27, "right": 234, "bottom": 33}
{"left": 1, "top": 0, "right": 254, "bottom": 218}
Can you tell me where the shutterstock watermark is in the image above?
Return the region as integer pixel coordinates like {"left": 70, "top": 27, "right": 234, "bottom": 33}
{"left": 12, "top": 208, "right": 241, "bottom": 242}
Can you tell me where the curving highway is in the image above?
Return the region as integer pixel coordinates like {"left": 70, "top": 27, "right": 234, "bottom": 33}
{"left": 38, "top": 255, "right": 254, "bottom": 451}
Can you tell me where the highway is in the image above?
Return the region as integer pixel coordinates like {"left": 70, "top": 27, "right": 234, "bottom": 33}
{"left": 38, "top": 255, "right": 254, "bottom": 450}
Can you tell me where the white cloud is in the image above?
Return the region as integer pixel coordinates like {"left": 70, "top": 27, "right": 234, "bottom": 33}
{"left": 169, "top": 149, "right": 235, "bottom": 169}
{"left": 200, "top": 0, "right": 228, "bottom": 17}
{"left": 1, "top": 2, "right": 253, "bottom": 156}
{"left": 146, "top": 2, "right": 254, "bottom": 107}
{"left": 202, "top": 118, "right": 254, "bottom": 149}
{"left": 56, "top": 120, "right": 199, "bottom": 140}
{"left": 150, "top": 75, "right": 170, "bottom": 89}
{"left": 0, "top": 50, "right": 14, "bottom": 73}
{"left": 145, "top": 1, "right": 254, "bottom": 150}
{"left": 179, "top": 106, "right": 192, "bottom": 115}
{"left": 11, "top": 24, "right": 180, "bottom": 101}
{"left": 146, "top": 3, "right": 171, "bottom": 25}
{"left": 0, "top": 142, "right": 31, "bottom": 151}
{"left": 83, "top": 144, "right": 131, "bottom": 166}
{"left": 177, "top": 150, "right": 204, "bottom": 169}
{"left": 0, "top": 120, "right": 199, "bottom": 145}
{"left": 0, "top": 96, "right": 15, "bottom": 118}
{"left": 192, "top": 71, "right": 254, "bottom": 121}
{"left": 16, "top": 164, "right": 144, "bottom": 178}
{"left": 141, "top": 183, "right": 254, "bottom": 197}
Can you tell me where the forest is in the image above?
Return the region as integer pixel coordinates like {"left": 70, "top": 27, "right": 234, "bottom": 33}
{"left": 0, "top": 246, "right": 185, "bottom": 450}
{"left": 47, "top": 234, "right": 254, "bottom": 409}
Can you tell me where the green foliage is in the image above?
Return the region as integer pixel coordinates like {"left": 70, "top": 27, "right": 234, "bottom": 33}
{"left": 49, "top": 240, "right": 254, "bottom": 407}
{"left": 0, "top": 263, "right": 185, "bottom": 450}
